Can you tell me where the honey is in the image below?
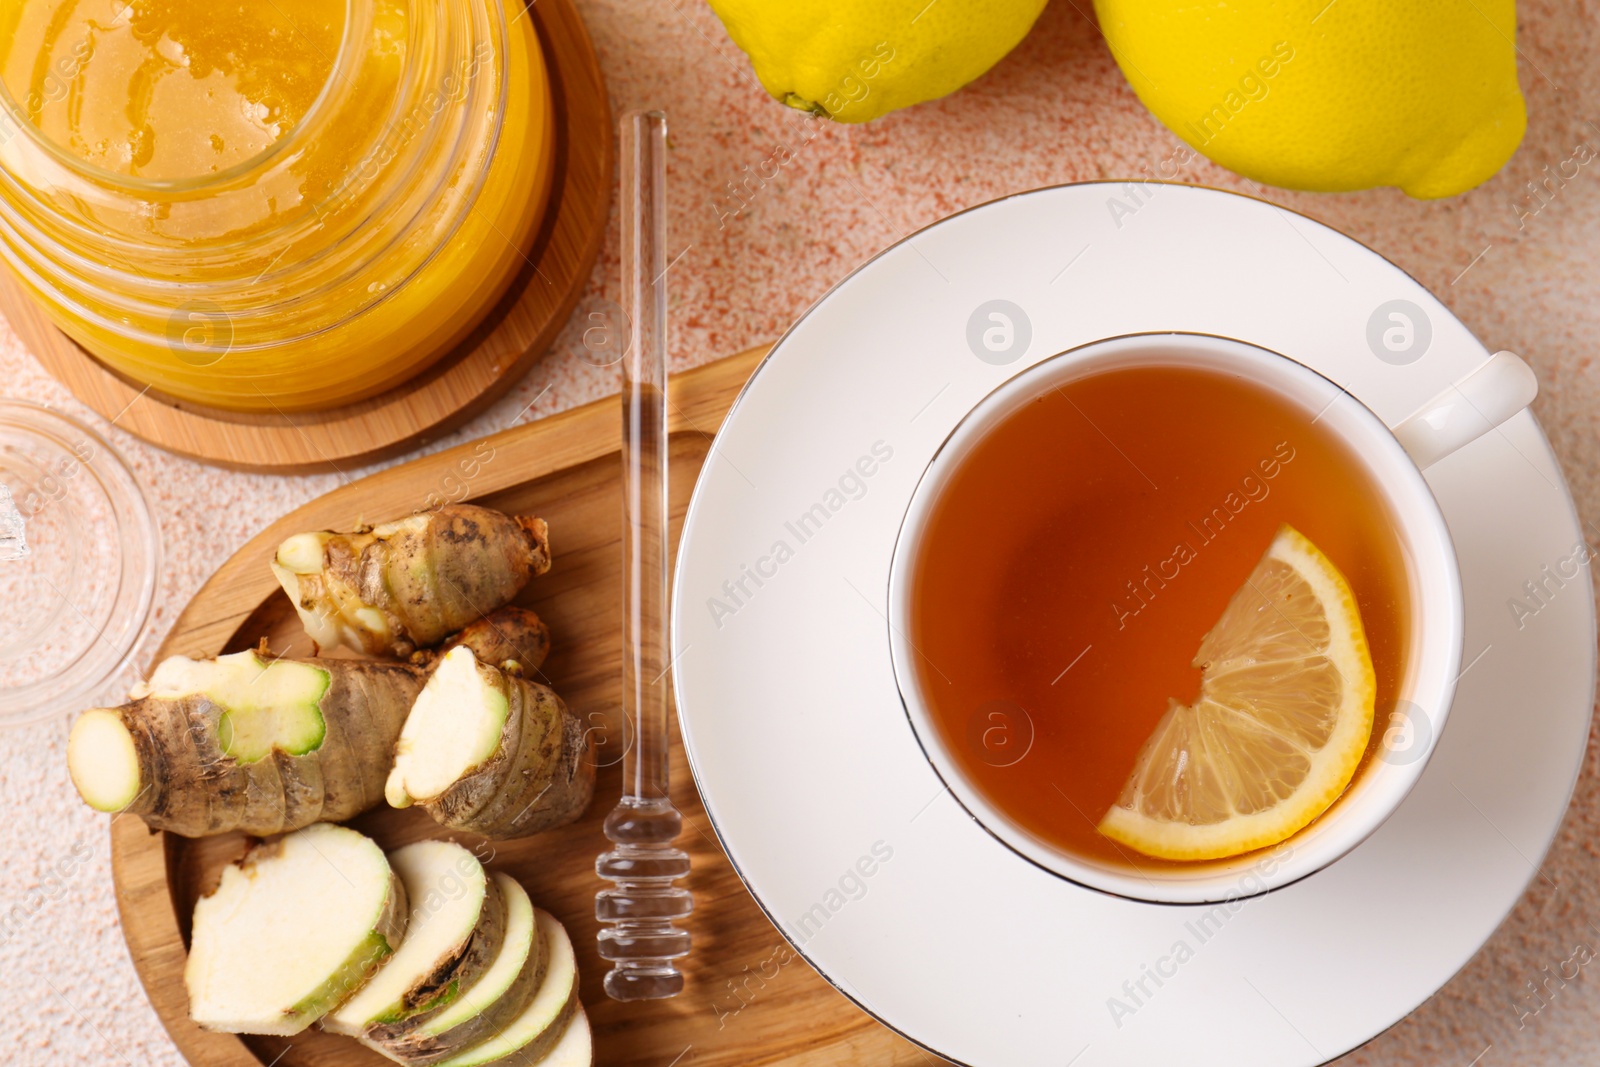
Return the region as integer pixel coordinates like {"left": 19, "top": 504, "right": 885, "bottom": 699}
{"left": 7, "top": 1, "right": 345, "bottom": 181}
{"left": 0, "top": 0, "right": 554, "bottom": 411}
{"left": 906, "top": 363, "right": 1412, "bottom": 870}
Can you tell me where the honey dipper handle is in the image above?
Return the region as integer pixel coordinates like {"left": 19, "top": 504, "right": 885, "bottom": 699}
{"left": 596, "top": 109, "right": 692, "bottom": 1001}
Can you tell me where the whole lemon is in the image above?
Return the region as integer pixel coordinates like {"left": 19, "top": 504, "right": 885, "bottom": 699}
{"left": 707, "top": 0, "right": 1047, "bottom": 123}
{"left": 1093, "top": 0, "right": 1527, "bottom": 198}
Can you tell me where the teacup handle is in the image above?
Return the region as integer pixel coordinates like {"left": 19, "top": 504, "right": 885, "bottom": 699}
{"left": 1391, "top": 351, "right": 1538, "bottom": 470}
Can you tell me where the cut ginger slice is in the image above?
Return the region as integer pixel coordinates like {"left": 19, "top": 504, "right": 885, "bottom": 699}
{"left": 1098, "top": 525, "right": 1376, "bottom": 861}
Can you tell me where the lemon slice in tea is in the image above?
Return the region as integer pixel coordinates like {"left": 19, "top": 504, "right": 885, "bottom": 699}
{"left": 1098, "top": 524, "right": 1377, "bottom": 861}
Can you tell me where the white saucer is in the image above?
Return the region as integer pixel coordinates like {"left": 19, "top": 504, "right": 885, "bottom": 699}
{"left": 671, "top": 183, "right": 1597, "bottom": 1067}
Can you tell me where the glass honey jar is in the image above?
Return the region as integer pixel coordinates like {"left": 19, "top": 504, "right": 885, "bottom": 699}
{"left": 0, "top": 0, "right": 554, "bottom": 412}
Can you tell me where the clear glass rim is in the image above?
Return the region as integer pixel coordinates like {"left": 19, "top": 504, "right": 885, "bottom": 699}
{"left": 0, "top": 0, "right": 360, "bottom": 196}
{"left": 0, "top": 401, "right": 161, "bottom": 726}
{"left": 0, "top": 0, "right": 518, "bottom": 354}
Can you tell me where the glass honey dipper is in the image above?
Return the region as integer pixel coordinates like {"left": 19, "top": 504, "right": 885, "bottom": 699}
{"left": 595, "top": 109, "right": 693, "bottom": 1001}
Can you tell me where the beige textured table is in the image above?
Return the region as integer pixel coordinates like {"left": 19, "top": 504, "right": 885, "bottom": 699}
{"left": 3, "top": 2, "right": 1597, "bottom": 1064}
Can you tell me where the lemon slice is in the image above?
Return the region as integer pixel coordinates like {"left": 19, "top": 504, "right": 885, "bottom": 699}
{"left": 1098, "top": 525, "right": 1376, "bottom": 861}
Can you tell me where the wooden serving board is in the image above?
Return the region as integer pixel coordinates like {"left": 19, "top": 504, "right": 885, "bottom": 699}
{"left": 111, "top": 348, "right": 943, "bottom": 1067}
{"left": 1, "top": 0, "right": 610, "bottom": 475}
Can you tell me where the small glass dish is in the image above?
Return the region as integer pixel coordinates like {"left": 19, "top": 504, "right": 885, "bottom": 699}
{"left": 0, "top": 402, "right": 159, "bottom": 726}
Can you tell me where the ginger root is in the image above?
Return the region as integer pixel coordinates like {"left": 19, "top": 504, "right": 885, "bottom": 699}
{"left": 422, "top": 606, "right": 551, "bottom": 678}
{"left": 67, "top": 608, "right": 554, "bottom": 838}
{"left": 386, "top": 647, "right": 594, "bottom": 840}
{"left": 186, "top": 824, "right": 408, "bottom": 1036}
{"left": 69, "top": 651, "right": 425, "bottom": 838}
{"left": 271, "top": 505, "right": 551, "bottom": 658}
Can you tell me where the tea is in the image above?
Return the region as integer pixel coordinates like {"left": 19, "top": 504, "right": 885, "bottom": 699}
{"left": 906, "top": 361, "right": 1411, "bottom": 870}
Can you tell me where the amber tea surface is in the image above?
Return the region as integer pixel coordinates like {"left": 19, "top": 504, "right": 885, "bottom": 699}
{"left": 906, "top": 361, "right": 1412, "bottom": 870}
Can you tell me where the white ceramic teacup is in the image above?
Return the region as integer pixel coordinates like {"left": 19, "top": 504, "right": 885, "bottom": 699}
{"left": 888, "top": 332, "right": 1538, "bottom": 905}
